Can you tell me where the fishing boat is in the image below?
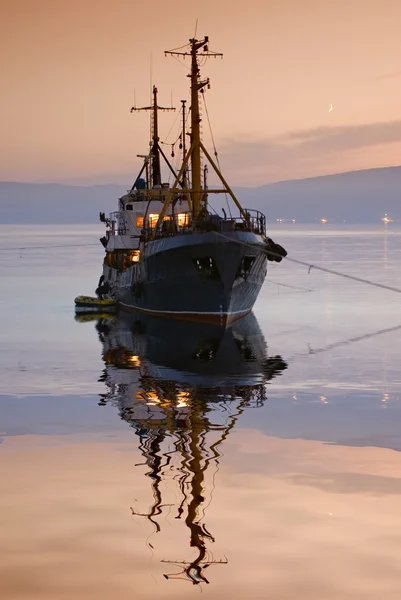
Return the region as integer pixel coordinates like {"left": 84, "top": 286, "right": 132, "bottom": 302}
{"left": 98, "top": 36, "right": 286, "bottom": 326}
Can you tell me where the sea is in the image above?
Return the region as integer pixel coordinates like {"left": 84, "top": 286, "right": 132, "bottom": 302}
{"left": 1, "top": 223, "right": 401, "bottom": 599}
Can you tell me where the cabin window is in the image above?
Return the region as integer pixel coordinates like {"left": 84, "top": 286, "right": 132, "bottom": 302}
{"left": 177, "top": 213, "right": 190, "bottom": 227}
{"left": 236, "top": 256, "right": 255, "bottom": 280}
{"left": 104, "top": 250, "right": 140, "bottom": 271}
{"left": 104, "top": 251, "right": 122, "bottom": 269}
{"left": 122, "top": 250, "right": 140, "bottom": 270}
{"left": 149, "top": 213, "right": 159, "bottom": 228}
{"left": 161, "top": 216, "right": 176, "bottom": 234}
{"left": 193, "top": 257, "right": 220, "bottom": 280}
{"left": 136, "top": 216, "right": 144, "bottom": 228}
{"left": 126, "top": 204, "right": 133, "bottom": 211}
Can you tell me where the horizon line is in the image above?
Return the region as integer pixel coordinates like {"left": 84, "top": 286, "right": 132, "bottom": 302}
{"left": 1, "top": 164, "right": 400, "bottom": 189}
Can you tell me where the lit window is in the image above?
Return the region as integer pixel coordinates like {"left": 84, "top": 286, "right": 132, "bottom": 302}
{"left": 130, "top": 250, "right": 140, "bottom": 263}
{"left": 177, "top": 213, "right": 189, "bottom": 227}
{"left": 136, "top": 216, "right": 144, "bottom": 228}
{"left": 149, "top": 213, "right": 159, "bottom": 227}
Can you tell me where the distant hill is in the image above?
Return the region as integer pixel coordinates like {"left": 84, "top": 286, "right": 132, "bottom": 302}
{"left": 242, "top": 166, "right": 401, "bottom": 223}
{"left": 1, "top": 166, "right": 400, "bottom": 224}
{"left": 0, "top": 182, "right": 126, "bottom": 224}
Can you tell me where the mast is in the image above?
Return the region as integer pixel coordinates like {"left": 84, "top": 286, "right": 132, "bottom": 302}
{"left": 152, "top": 86, "right": 161, "bottom": 186}
{"left": 181, "top": 100, "right": 188, "bottom": 190}
{"left": 165, "top": 37, "right": 222, "bottom": 220}
{"left": 189, "top": 38, "right": 205, "bottom": 218}
{"left": 130, "top": 86, "right": 175, "bottom": 187}
{"left": 155, "top": 36, "right": 250, "bottom": 233}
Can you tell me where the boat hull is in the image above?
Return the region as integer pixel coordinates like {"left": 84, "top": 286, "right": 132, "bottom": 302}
{"left": 108, "top": 231, "right": 267, "bottom": 326}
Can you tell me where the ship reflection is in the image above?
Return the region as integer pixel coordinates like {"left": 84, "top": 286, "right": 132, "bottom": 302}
{"left": 94, "top": 312, "right": 287, "bottom": 584}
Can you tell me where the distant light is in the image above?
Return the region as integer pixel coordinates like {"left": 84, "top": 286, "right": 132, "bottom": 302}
{"left": 320, "top": 218, "right": 327, "bottom": 224}
{"left": 382, "top": 214, "right": 393, "bottom": 223}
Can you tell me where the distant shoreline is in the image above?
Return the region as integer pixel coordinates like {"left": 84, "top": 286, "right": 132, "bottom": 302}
{"left": 1, "top": 166, "right": 400, "bottom": 225}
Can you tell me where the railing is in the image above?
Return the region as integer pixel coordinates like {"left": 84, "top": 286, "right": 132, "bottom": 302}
{"left": 106, "top": 209, "right": 267, "bottom": 239}
{"left": 149, "top": 209, "right": 266, "bottom": 239}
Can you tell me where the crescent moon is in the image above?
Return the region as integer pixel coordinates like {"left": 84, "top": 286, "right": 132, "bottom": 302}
{"left": 328, "top": 103, "right": 333, "bottom": 112}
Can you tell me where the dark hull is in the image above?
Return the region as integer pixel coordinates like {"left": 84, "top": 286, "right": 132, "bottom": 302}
{"left": 115, "top": 231, "right": 267, "bottom": 326}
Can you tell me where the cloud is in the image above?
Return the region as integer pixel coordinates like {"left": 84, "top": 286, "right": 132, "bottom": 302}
{"left": 225, "top": 120, "right": 401, "bottom": 161}
{"left": 284, "top": 121, "right": 401, "bottom": 157}
{"left": 217, "top": 120, "right": 401, "bottom": 183}
{"left": 42, "top": 121, "right": 401, "bottom": 187}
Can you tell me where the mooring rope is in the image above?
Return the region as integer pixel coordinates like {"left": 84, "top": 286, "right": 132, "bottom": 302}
{"left": 1, "top": 243, "right": 99, "bottom": 251}
{"left": 286, "top": 255, "right": 401, "bottom": 294}
{"left": 267, "top": 279, "right": 313, "bottom": 293}
{"left": 214, "top": 231, "right": 401, "bottom": 295}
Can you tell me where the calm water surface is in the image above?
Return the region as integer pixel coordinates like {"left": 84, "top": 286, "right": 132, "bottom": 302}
{"left": 1, "top": 223, "right": 401, "bottom": 599}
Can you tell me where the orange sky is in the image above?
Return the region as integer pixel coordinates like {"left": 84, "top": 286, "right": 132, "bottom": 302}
{"left": 1, "top": 0, "right": 400, "bottom": 186}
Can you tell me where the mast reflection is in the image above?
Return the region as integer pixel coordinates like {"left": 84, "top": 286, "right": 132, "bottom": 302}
{"left": 95, "top": 312, "right": 287, "bottom": 584}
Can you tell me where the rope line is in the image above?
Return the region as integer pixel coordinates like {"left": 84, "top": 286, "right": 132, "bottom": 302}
{"left": 286, "top": 255, "right": 401, "bottom": 294}
{"left": 214, "top": 231, "right": 401, "bottom": 295}
{"left": 1, "top": 243, "right": 99, "bottom": 251}
{"left": 267, "top": 279, "right": 313, "bottom": 292}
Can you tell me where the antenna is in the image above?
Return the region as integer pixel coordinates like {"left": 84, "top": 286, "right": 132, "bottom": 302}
{"left": 149, "top": 52, "right": 153, "bottom": 105}
{"left": 194, "top": 18, "right": 198, "bottom": 38}
{"left": 130, "top": 86, "right": 176, "bottom": 187}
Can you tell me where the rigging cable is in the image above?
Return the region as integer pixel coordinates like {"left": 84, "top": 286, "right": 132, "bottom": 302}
{"left": 202, "top": 91, "right": 232, "bottom": 218}
{"left": 160, "top": 109, "right": 182, "bottom": 147}
{"left": 170, "top": 53, "right": 191, "bottom": 72}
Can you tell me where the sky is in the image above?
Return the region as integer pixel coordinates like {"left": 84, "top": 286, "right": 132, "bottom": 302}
{"left": 1, "top": 0, "right": 401, "bottom": 186}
